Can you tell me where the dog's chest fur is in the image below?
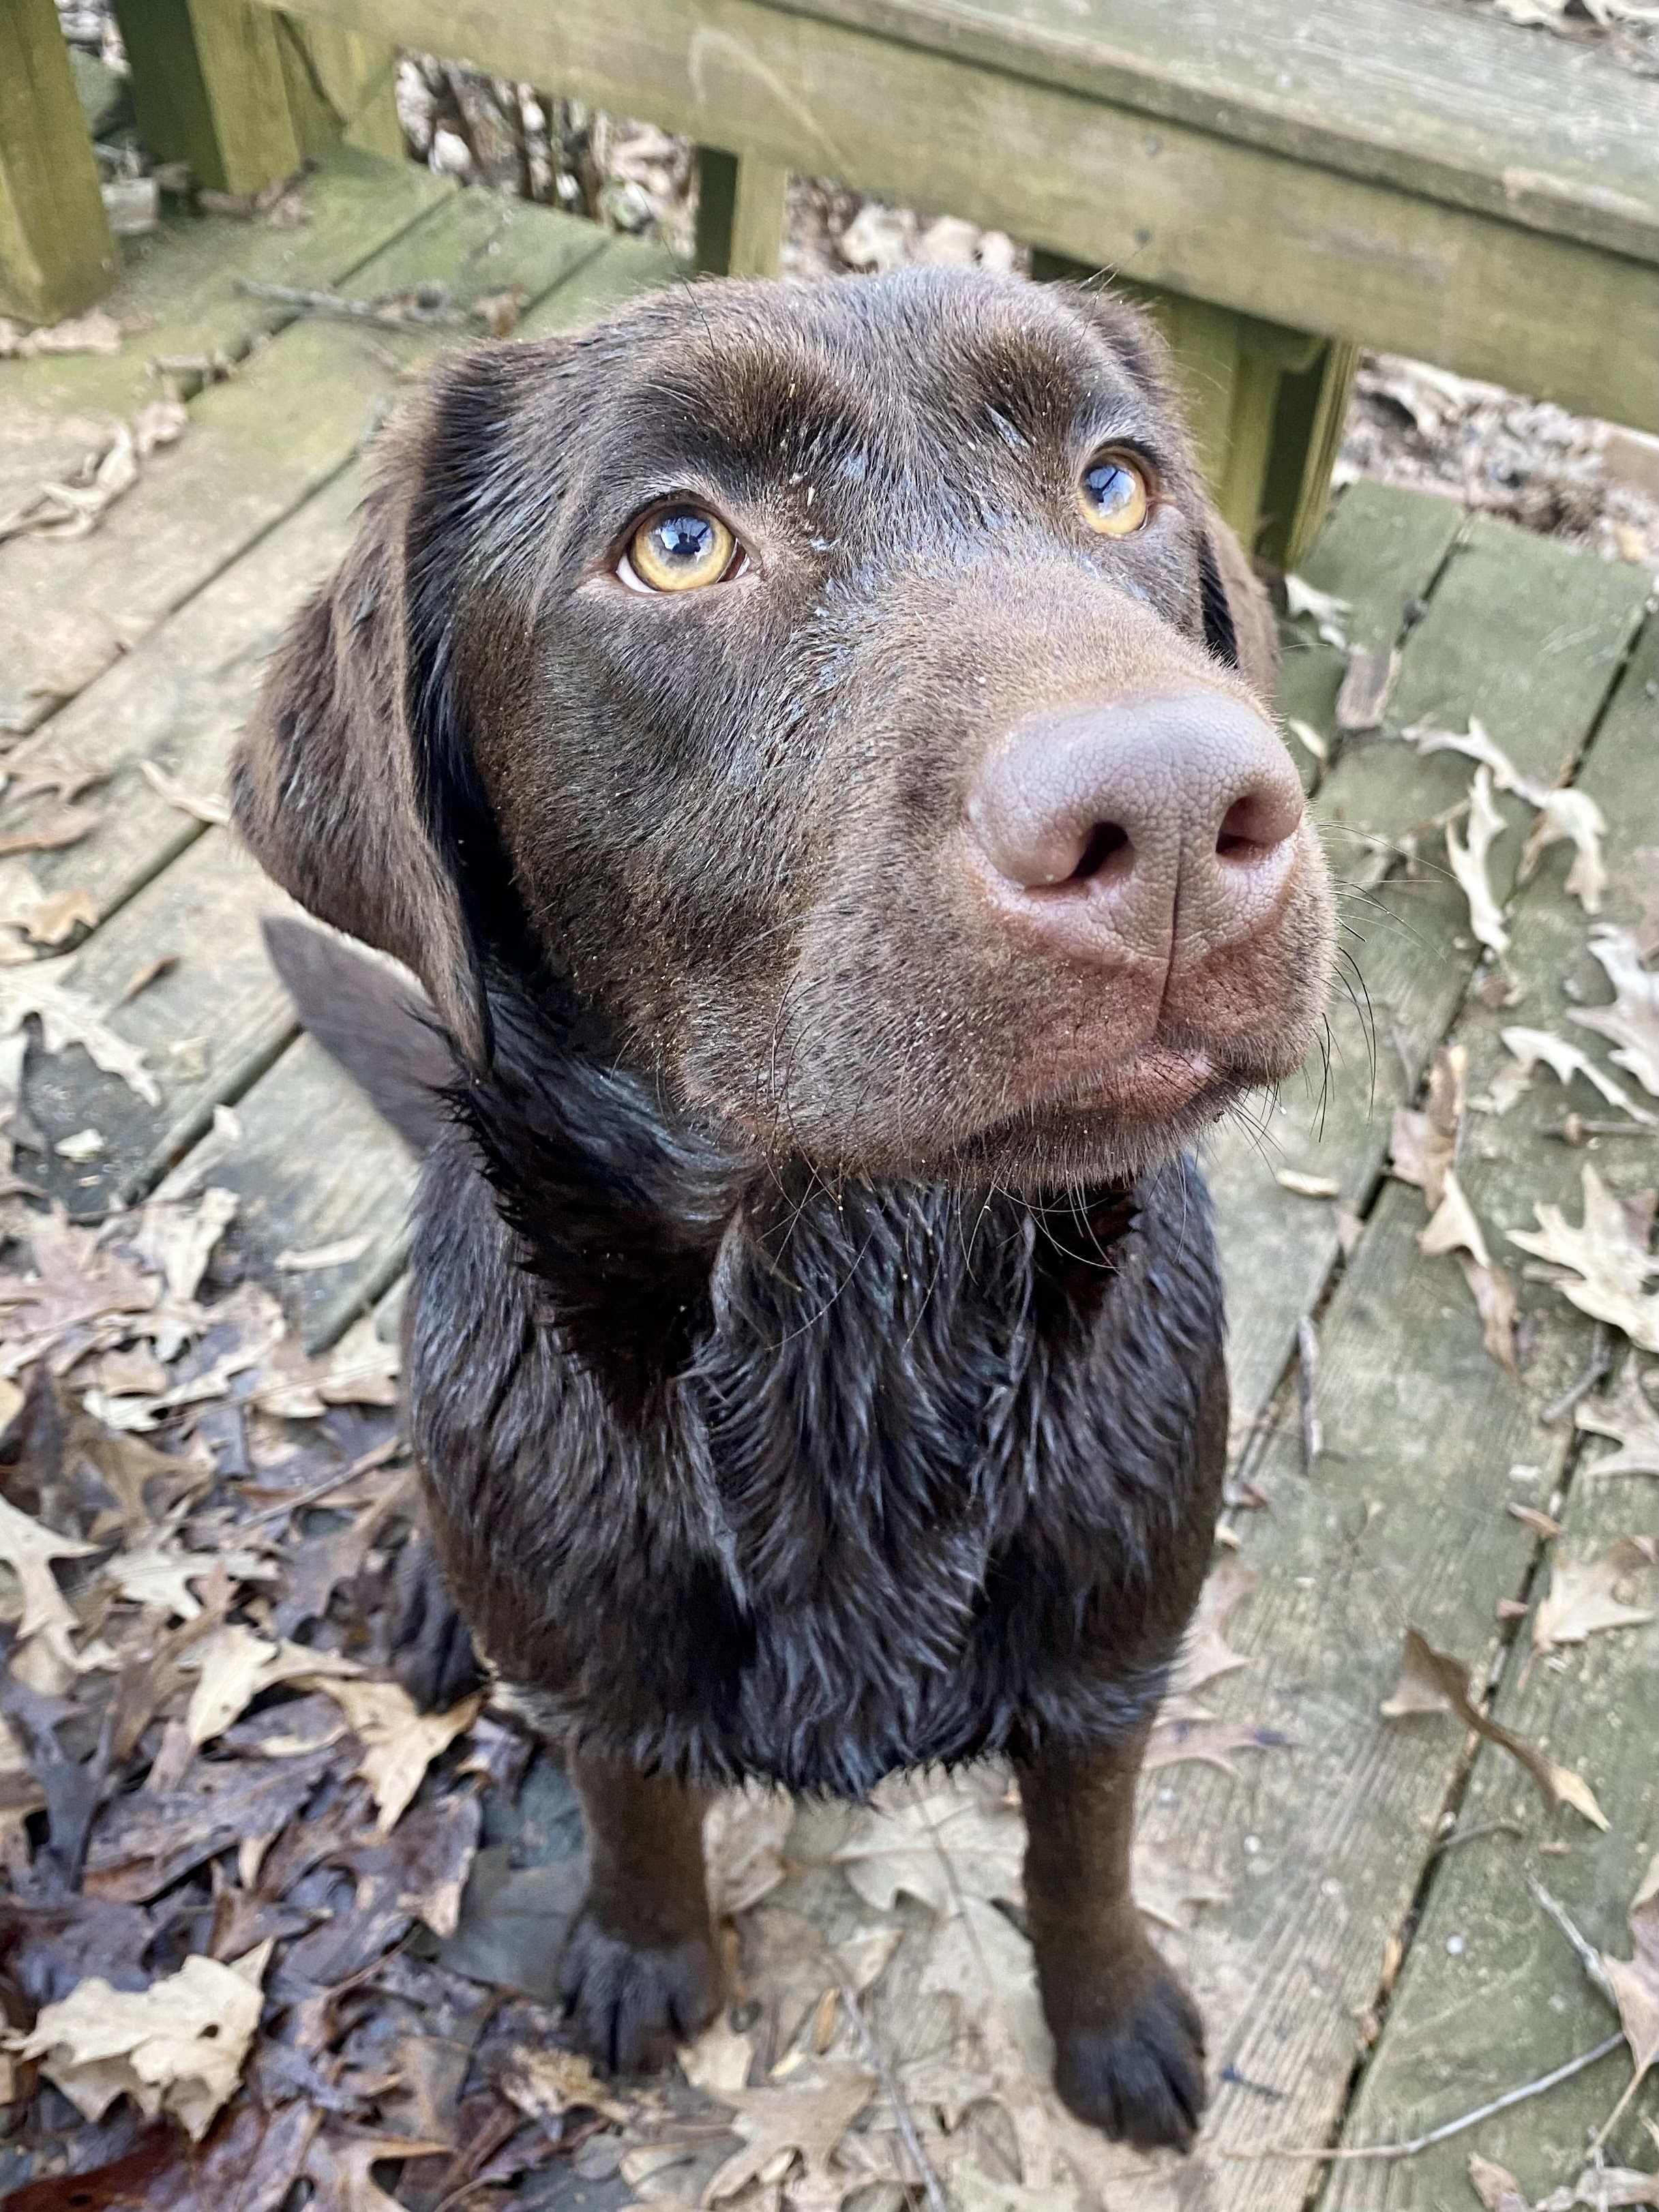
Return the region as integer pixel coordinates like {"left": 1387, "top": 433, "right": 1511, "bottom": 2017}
{"left": 404, "top": 1023, "right": 1227, "bottom": 1793}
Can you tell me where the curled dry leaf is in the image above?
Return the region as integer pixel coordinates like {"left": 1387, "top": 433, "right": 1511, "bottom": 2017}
{"left": 1519, "top": 788, "right": 1608, "bottom": 913}
{"left": 1283, "top": 575, "right": 1350, "bottom": 646}
{"left": 1470, "top": 2155, "right": 1532, "bottom": 2212}
{"left": 1600, "top": 1868, "right": 1659, "bottom": 2092}
{"left": 0, "top": 954, "right": 160, "bottom": 1105}
{"left": 1170, "top": 1555, "right": 1259, "bottom": 1697}
{"left": 0, "top": 806, "right": 102, "bottom": 859}
{"left": 1577, "top": 1362, "right": 1659, "bottom": 1478}
{"left": 137, "top": 758, "right": 233, "bottom": 826}
{"left": 1335, "top": 642, "right": 1400, "bottom": 732}
{"left": 1380, "top": 1625, "right": 1607, "bottom": 1827}
{"left": 1446, "top": 764, "right": 1510, "bottom": 959}
{"left": 6, "top": 1944, "right": 269, "bottom": 2141}
{"left": 1570, "top": 927, "right": 1659, "bottom": 1098}
{"left": 183, "top": 1621, "right": 358, "bottom": 1746}
{"left": 1403, "top": 716, "right": 1552, "bottom": 807}
{"left": 699, "top": 2061, "right": 875, "bottom": 2207}
{"left": 1457, "top": 1250, "right": 1519, "bottom": 1378}
{"left": 704, "top": 1783, "right": 794, "bottom": 1919}
{"left": 1495, "top": 1026, "right": 1655, "bottom": 1126}
{"left": 500, "top": 2043, "right": 631, "bottom": 2126}
{"left": 21, "top": 887, "right": 98, "bottom": 946}
{"left": 1285, "top": 717, "right": 1328, "bottom": 766}
{"left": 1532, "top": 1538, "right": 1656, "bottom": 1653}
{"left": 136, "top": 1188, "right": 238, "bottom": 1305}
{"left": 309, "top": 1678, "right": 483, "bottom": 1832}
{"left": 1538, "top": 2171, "right": 1659, "bottom": 2212}
{"left": 0, "top": 308, "right": 123, "bottom": 358}
{"left": 1390, "top": 1045, "right": 1465, "bottom": 1210}
{"left": 1420, "top": 1167, "right": 1492, "bottom": 1269}
{"left": 1509, "top": 1165, "right": 1659, "bottom": 1354}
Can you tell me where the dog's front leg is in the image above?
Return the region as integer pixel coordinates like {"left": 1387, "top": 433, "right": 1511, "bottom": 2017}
{"left": 1018, "top": 1731, "right": 1206, "bottom": 2151}
{"left": 560, "top": 1737, "right": 725, "bottom": 2073}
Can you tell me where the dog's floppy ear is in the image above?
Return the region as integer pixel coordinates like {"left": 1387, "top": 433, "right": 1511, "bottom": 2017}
{"left": 1198, "top": 512, "right": 1279, "bottom": 702}
{"left": 233, "top": 395, "right": 498, "bottom": 1065}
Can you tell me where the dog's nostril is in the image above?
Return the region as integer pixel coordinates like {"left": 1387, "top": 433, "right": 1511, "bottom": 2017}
{"left": 1069, "top": 821, "right": 1131, "bottom": 882}
{"left": 1216, "top": 793, "right": 1289, "bottom": 861}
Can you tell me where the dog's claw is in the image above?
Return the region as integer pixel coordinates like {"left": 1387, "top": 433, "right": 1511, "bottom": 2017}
{"left": 558, "top": 1909, "right": 723, "bottom": 2076}
{"left": 1049, "top": 1964, "right": 1207, "bottom": 2152}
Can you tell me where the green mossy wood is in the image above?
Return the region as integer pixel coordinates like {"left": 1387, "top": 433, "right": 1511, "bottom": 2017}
{"left": 0, "top": 0, "right": 117, "bottom": 323}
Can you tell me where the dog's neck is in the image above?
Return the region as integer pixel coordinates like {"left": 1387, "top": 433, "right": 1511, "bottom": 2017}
{"left": 453, "top": 966, "right": 1139, "bottom": 1416}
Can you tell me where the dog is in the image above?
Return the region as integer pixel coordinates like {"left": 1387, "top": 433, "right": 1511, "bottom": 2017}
{"left": 233, "top": 265, "right": 1334, "bottom": 2152}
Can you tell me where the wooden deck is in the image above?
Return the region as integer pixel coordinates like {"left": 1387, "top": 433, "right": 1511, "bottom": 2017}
{"left": 1, "top": 152, "right": 1654, "bottom": 2207}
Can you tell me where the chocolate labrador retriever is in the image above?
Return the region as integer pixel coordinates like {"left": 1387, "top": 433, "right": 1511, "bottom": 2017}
{"left": 233, "top": 267, "right": 1333, "bottom": 2151}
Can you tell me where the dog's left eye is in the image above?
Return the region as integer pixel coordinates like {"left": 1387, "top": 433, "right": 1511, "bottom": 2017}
{"left": 1077, "top": 451, "right": 1152, "bottom": 538}
{"left": 621, "top": 506, "right": 742, "bottom": 594}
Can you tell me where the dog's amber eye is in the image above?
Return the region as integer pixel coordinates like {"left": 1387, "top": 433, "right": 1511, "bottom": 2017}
{"left": 1077, "top": 451, "right": 1150, "bottom": 538}
{"left": 623, "top": 506, "right": 738, "bottom": 593}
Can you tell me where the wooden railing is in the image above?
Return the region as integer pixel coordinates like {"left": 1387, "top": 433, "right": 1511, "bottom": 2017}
{"left": 5, "top": 0, "right": 1655, "bottom": 568}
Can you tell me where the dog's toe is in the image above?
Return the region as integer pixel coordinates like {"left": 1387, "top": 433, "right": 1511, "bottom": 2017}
{"left": 558, "top": 1910, "right": 723, "bottom": 2076}
{"left": 1050, "top": 1967, "right": 1206, "bottom": 2152}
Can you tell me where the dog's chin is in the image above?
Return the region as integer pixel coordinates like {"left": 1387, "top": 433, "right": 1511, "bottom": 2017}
{"left": 728, "top": 1034, "right": 1303, "bottom": 1193}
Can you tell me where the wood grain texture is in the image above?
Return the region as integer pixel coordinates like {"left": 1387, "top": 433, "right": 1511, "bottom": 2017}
{"left": 258, "top": 0, "right": 1657, "bottom": 425}
{"left": 19, "top": 830, "right": 304, "bottom": 1215}
{"left": 113, "top": 0, "right": 305, "bottom": 199}
{"left": 0, "top": 0, "right": 117, "bottom": 322}
{"left": 0, "top": 178, "right": 609, "bottom": 735}
{"left": 1210, "top": 496, "right": 1648, "bottom": 1444}
{"left": 1323, "top": 616, "right": 1659, "bottom": 2207}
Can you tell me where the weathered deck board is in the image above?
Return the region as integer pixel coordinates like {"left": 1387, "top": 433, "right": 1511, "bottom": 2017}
{"left": 0, "top": 178, "right": 612, "bottom": 734}
{"left": 1323, "top": 617, "right": 1659, "bottom": 2207}
{"left": 1208, "top": 515, "right": 1649, "bottom": 1441}
{"left": 18, "top": 828, "right": 303, "bottom": 1215}
{"left": 0, "top": 145, "right": 447, "bottom": 530}
{"left": 1135, "top": 582, "right": 1652, "bottom": 2204}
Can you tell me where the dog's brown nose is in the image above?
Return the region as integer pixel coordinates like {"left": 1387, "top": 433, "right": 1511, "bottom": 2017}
{"left": 966, "top": 693, "right": 1306, "bottom": 968}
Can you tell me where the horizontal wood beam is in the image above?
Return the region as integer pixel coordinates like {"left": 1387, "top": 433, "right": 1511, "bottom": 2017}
{"left": 249, "top": 0, "right": 1656, "bottom": 430}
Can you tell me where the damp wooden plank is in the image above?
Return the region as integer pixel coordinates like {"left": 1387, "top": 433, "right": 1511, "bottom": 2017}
{"left": 1139, "top": 618, "right": 1659, "bottom": 2205}
{"left": 155, "top": 1032, "right": 417, "bottom": 1351}
{"left": 1321, "top": 618, "right": 1659, "bottom": 2209}
{"left": 0, "top": 175, "right": 612, "bottom": 734}
{"left": 0, "top": 143, "right": 448, "bottom": 520}
{"left": 16, "top": 828, "right": 305, "bottom": 1218}
{"left": 1208, "top": 518, "right": 1650, "bottom": 1442}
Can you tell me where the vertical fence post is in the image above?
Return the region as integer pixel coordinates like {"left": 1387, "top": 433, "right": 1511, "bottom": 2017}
{"left": 0, "top": 0, "right": 118, "bottom": 323}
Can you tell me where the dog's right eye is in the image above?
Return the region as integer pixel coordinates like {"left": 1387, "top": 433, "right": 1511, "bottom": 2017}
{"left": 619, "top": 506, "right": 742, "bottom": 595}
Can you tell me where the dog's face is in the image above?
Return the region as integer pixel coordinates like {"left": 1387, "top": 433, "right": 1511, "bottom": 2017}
{"left": 237, "top": 268, "right": 1333, "bottom": 1189}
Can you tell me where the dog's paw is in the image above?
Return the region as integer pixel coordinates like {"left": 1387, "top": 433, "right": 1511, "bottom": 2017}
{"left": 558, "top": 1909, "right": 723, "bottom": 2075}
{"left": 1049, "top": 1964, "right": 1206, "bottom": 2152}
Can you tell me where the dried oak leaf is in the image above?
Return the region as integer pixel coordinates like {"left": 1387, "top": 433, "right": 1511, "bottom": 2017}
{"left": 1446, "top": 765, "right": 1510, "bottom": 958}
{"left": 20, "top": 887, "right": 98, "bottom": 946}
{"left": 0, "top": 805, "right": 102, "bottom": 858}
{"left": 0, "top": 1489, "right": 100, "bottom": 1667}
{"left": 700, "top": 2061, "right": 875, "bottom": 2207}
{"left": 309, "top": 1677, "right": 482, "bottom": 1832}
{"left": 301, "top": 2128, "right": 448, "bottom": 2212}
{"left": 1471, "top": 2155, "right": 1534, "bottom": 2212}
{"left": 1532, "top": 1539, "right": 1656, "bottom": 1654}
{"left": 0, "top": 955, "right": 160, "bottom": 1104}
{"left": 1168, "top": 1555, "right": 1257, "bottom": 1697}
{"left": 1381, "top": 1625, "right": 1606, "bottom": 1827}
{"left": 1602, "top": 1864, "right": 1659, "bottom": 2082}
{"left": 0, "top": 1208, "right": 158, "bottom": 1366}
{"left": 1458, "top": 1249, "right": 1520, "bottom": 1379}
{"left": 498, "top": 2044, "right": 631, "bottom": 2127}
{"left": 1495, "top": 1026, "right": 1654, "bottom": 1125}
{"left": 183, "top": 1621, "right": 358, "bottom": 1746}
{"left": 1538, "top": 2170, "right": 1659, "bottom": 2212}
{"left": 826, "top": 1769, "right": 1022, "bottom": 1917}
{"left": 1570, "top": 927, "right": 1659, "bottom": 1099}
{"left": 1519, "top": 787, "right": 1608, "bottom": 914}
{"left": 1389, "top": 1044, "right": 1466, "bottom": 1211}
{"left": 83, "top": 1742, "right": 340, "bottom": 1903}
{"left": 704, "top": 1782, "right": 794, "bottom": 1919}
{"left": 7, "top": 1943, "right": 269, "bottom": 2141}
{"left": 1405, "top": 716, "right": 1551, "bottom": 808}
{"left": 1509, "top": 1165, "right": 1659, "bottom": 1354}
{"left": 1578, "top": 1363, "right": 1659, "bottom": 1478}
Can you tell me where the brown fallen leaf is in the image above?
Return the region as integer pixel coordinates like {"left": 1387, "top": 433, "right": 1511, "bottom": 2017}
{"left": 1275, "top": 1169, "right": 1342, "bottom": 1199}
{"left": 1169, "top": 1555, "right": 1258, "bottom": 1696}
{"left": 0, "top": 1489, "right": 101, "bottom": 1669}
{"left": 5, "top": 753, "right": 109, "bottom": 807}
{"left": 6, "top": 1944, "right": 269, "bottom": 2141}
{"left": 1380, "top": 1625, "right": 1606, "bottom": 1827}
{"left": 0, "top": 308, "right": 123, "bottom": 359}
{"left": 1405, "top": 716, "right": 1551, "bottom": 807}
{"left": 137, "top": 758, "right": 232, "bottom": 826}
{"left": 1508, "top": 1502, "right": 1563, "bottom": 1539}
{"left": 1144, "top": 1718, "right": 1288, "bottom": 1775}
{"left": 704, "top": 1783, "right": 794, "bottom": 1919}
{"left": 700, "top": 2061, "right": 875, "bottom": 2207}
{"left": 0, "top": 807, "right": 101, "bottom": 858}
{"left": 272, "top": 1232, "right": 372, "bottom": 1272}
{"left": 824, "top": 1769, "right": 1022, "bottom": 1917}
{"left": 1538, "top": 2169, "right": 1659, "bottom": 2211}
{"left": 0, "top": 957, "right": 160, "bottom": 1106}
{"left": 1510, "top": 1165, "right": 1659, "bottom": 1353}
{"left": 1458, "top": 1250, "right": 1519, "bottom": 1377}
{"left": 301, "top": 2128, "right": 449, "bottom": 2212}
{"left": 1495, "top": 1026, "right": 1654, "bottom": 1125}
{"left": 1335, "top": 642, "right": 1400, "bottom": 732}
{"left": 1599, "top": 1867, "right": 1659, "bottom": 2129}
{"left": 1471, "top": 2155, "right": 1533, "bottom": 2212}
{"left": 183, "top": 1621, "right": 358, "bottom": 1746}
{"left": 1533, "top": 1539, "right": 1657, "bottom": 1653}
{"left": 1578, "top": 1363, "right": 1659, "bottom": 1478}
{"left": 116, "top": 950, "right": 179, "bottom": 1005}
{"left": 1390, "top": 1044, "right": 1465, "bottom": 1211}
{"left": 310, "top": 1678, "right": 483, "bottom": 1831}
{"left": 20, "top": 887, "right": 98, "bottom": 946}
{"left": 1421, "top": 1167, "right": 1492, "bottom": 1269}
{"left": 500, "top": 2044, "right": 631, "bottom": 2126}
{"left": 1570, "top": 927, "right": 1659, "bottom": 1100}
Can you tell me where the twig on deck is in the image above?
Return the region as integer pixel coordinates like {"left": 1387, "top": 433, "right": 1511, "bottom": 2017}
{"left": 1297, "top": 1315, "right": 1322, "bottom": 1469}
{"left": 1543, "top": 1324, "right": 1612, "bottom": 1425}
{"left": 1534, "top": 1881, "right": 1619, "bottom": 2006}
{"left": 839, "top": 1979, "right": 949, "bottom": 2212}
{"left": 1225, "top": 2033, "right": 1625, "bottom": 2162}
{"left": 233, "top": 277, "right": 467, "bottom": 329}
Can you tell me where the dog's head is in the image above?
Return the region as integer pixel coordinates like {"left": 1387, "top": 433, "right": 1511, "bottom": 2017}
{"left": 235, "top": 268, "right": 1332, "bottom": 1190}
